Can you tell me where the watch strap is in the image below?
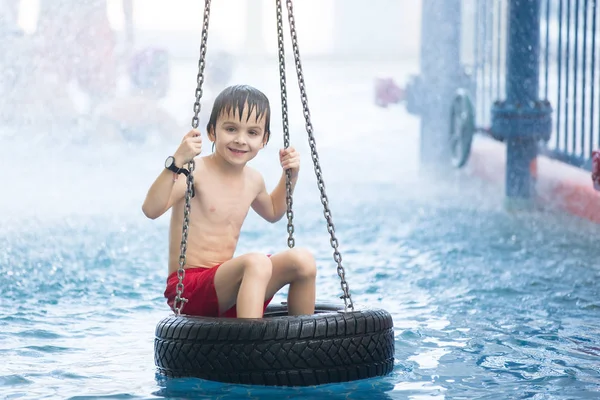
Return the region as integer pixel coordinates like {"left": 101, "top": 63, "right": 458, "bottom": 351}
{"left": 166, "top": 163, "right": 190, "bottom": 176}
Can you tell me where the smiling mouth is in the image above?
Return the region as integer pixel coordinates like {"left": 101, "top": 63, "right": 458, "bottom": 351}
{"left": 228, "top": 147, "right": 248, "bottom": 154}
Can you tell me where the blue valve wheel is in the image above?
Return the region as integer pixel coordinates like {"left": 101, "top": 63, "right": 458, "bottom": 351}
{"left": 449, "top": 89, "right": 475, "bottom": 168}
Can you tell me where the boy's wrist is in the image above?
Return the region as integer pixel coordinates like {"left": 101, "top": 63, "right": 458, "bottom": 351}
{"left": 165, "top": 155, "right": 190, "bottom": 176}
{"left": 287, "top": 170, "right": 299, "bottom": 180}
{"left": 172, "top": 154, "right": 185, "bottom": 168}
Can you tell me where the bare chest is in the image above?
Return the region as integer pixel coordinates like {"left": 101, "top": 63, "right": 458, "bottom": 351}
{"left": 194, "top": 177, "right": 256, "bottom": 223}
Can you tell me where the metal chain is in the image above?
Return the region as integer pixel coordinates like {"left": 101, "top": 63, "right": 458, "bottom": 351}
{"left": 284, "top": 0, "right": 354, "bottom": 312}
{"left": 173, "top": 0, "right": 211, "bottom": 316}
{"left": 173, "top": 163, "right": 195, "bottom": 315}
{"left": 275, "top": 0, "right": 295, "bottom": 249}
{"left": 191, "top": 0, "right": 211, "bottom": 131}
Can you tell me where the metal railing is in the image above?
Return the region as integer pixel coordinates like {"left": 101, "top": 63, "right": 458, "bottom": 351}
{"left": 542, "top": 0, "right": 599, "bottom": 168}
{"left": 464, "top": 0, "right": 599, "bottom": 169}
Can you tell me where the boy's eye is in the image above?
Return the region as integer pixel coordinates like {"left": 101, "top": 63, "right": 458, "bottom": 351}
{"left": 249, "top": 131, "right": 258, "bottom": 135}
{"left": 226, "top": 127, "right": 236, "bottom": 132}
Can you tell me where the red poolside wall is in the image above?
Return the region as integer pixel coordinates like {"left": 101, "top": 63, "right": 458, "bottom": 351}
{"left": 467, "top": 136, "right": 600, "bottom": 224}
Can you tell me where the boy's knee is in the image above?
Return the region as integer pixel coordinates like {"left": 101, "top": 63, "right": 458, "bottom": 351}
{"left": 242, "top": 253, "right": 273, "bottom": 280}
{"left": 291, "top": 247, "right": 316, "bottom": 278}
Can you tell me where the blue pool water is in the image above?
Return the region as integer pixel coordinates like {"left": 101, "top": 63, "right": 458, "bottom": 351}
{"left": 2, "top": 63, "right": 600, "bottom": 399}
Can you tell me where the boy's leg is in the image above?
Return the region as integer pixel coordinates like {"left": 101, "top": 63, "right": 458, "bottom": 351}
{"left": 213, "top": 252, "right": 273, "bottom": 318}
{"left": 266, "top": 248, "right": 317, "bottom": 316}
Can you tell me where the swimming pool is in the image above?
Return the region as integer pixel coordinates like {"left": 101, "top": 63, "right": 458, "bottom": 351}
{"left": 2, "top": 63, "right": 600, "bottom": 399}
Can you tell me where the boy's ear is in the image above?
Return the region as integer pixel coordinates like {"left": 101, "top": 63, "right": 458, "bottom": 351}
{"left": 207, "top": 126, "right": 216, "bottom": 142}
{"left": 262, "top": 131, "right": 270, "bottom": 147}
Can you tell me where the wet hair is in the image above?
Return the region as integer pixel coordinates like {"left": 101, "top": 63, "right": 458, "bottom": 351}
{"left": 206, "top": 85, "right": 271, "bottom": 144}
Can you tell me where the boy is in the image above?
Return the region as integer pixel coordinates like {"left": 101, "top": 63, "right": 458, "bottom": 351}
{"left": 142, "top": 85, "right": 317, "bottom": 319}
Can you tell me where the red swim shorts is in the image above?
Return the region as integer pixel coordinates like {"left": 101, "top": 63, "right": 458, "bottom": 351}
{"left": 164, "top": 263, "right": 273, "bottom": 318}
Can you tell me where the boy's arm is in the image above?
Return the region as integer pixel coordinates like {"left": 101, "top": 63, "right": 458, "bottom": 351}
{"left": 141, "top": 167, "right": 189, "bottom": 219}
{"left": 252, "top": 172, "right": 298, "bottom": 223}
{"left": 142, "top": 130, "right": 202, "bottom": 219}
{"left": 251, "top": 147, "right": 300, "bottom": 223}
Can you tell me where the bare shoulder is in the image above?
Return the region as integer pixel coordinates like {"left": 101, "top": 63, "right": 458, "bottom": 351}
{"left": 191, "top": 156, "right": 210, "bottom": 176}
{"left": 244, "top": 165, "right": 266, "bottom": 188}
{"left": 175, "top": 156, "right": 207, "bottom": 198}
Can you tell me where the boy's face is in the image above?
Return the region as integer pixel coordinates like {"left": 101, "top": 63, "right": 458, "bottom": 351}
{"left": 209, "top": 103, "right": 269, "bottom": 166}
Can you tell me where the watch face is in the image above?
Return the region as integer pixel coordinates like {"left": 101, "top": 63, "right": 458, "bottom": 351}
{"left": 165, "top": 156, "right": 174, "bottom": 168}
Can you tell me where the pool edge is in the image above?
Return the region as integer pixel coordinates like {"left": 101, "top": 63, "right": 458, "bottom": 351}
{"left": 466, "top": 135, "right": 600, "bottom": 224}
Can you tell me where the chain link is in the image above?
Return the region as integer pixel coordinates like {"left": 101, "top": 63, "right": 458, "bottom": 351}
{"left": 173, "top": 0, "right": 211, "bottom": 316}
{"left": 284, "top": 0, "right": 354, "bottom": 312}
{"left": 275, "top": 0, "right": 295, "bottom": 249}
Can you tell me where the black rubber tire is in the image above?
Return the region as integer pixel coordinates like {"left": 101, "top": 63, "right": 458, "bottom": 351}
{"left": 154, "top": 303, "right": 395, "bottom": 386}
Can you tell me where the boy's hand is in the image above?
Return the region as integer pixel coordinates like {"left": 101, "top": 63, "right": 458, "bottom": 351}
{"left": 280, "top": 147, "right": 300, "bottom": 178}
{"left": 173, "top": 129, "right": 202, "bottom": 166}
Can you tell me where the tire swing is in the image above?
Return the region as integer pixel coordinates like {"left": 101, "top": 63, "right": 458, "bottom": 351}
{"left": 154, "top": 0, "right": 395, "bottom": 387}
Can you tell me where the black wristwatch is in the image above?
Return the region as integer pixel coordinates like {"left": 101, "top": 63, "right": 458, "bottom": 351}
{"left": 164, "top": 156, "right": 190, "bottom": 176}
